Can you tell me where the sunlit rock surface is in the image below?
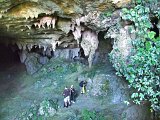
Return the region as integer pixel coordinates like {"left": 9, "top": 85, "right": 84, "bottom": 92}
{"left": 106, "top": 25, "right": 135, "bottom": 60}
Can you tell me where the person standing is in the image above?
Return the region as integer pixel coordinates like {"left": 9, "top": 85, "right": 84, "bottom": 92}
{"left": 79, "top": 80, "right": 87, "bottom": 94}
{"left": 70, "top": 85, "right": 76, "bottom": 103}
{"left": 63, "top": 86, "right": 71, "bottom": 108}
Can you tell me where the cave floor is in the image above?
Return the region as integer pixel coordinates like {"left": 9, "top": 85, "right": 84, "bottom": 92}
{"left": 0, "top": 59, "right": 123, "bottom": 120}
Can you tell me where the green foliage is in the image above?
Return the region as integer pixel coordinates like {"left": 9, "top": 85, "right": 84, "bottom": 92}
{"left": 100, "top": 6, "right": 115, "bottom": 18}
{"left": 101, "top": 80, "right": 109, "bottom": 92}
{"left": 110, "top": 0, "right": 160, "bottom": 112}
{"left": 81, "top": 109, "right": 105, "bottom": 120}
{"left": 121, "top": 4, "right": 151, "bottom": 39}
{"left": 110, "top": 36, "right": 160, "bottom": 110}
{"left": 124, "top": 36, "right": 160, "bottom": 110}
{"left": 101, "top": 10, "right": 113, "bottom": 17}
{"left": 17, "top": 99, "right": 58, "bottom": 120}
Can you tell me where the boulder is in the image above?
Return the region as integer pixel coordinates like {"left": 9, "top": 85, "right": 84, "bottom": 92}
{"left": 54, "top": 49, "right": 70, "bottom": 59}
{"left": 122, "top": 105, "right": 151, "bottom": 120}
{"left": 24, "top": 53, "right": 42, "bottom": 74}
{"left": 78, "top": 73, "right": 151, "bottom": 120}
{"left": 69, "top": 48, "right": 80, "bottom": 59}
{"left": 53, "top": 48, "right": 80, "bottom": 60}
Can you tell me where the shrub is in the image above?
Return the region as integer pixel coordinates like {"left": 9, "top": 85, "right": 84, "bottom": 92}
{"left": 109, "top": 0, "right": 160, "bottom": 112}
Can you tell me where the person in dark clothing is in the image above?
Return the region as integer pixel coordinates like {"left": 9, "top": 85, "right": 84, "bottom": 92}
{"left": 79, "top": 80, "right": 87, "bottom": 94}
{"left": 63, "top": 86, "right": 71, "bottom": 107}
{"left": 70, "top": 85, "right": 76, "bottom": 103}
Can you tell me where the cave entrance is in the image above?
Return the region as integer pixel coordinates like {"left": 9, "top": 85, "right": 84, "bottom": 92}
{"left": 92, "top": 31, "right": 113, "bottom": 64}
{"left": 98, "top": 31, "right": 113, "bottom": 52}
{"left": 0, "top": 43, "right": 21, "bottom": 70}
{"left": 0, "top": 42, "right": 26, "bottom": 85}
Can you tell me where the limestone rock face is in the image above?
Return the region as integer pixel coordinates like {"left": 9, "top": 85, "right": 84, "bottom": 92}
{"left": 53, "top": 48, "right": 80, "bottom": 60}
{"left": 81, "top": 30, "right": 99, "bottom": 67}
{"left": 5, "top": 2, "right": 51, "bottom": 19}
{"left": 106, "top": 25, "right": 135, "bottom": 62}
{"left": 54, "top": 49, "right": 70, "bottom": 59}
{"left": 57, "top": 18, "right": 72, "bottom": 34}
{"left": 111, "top": 0, "right": 131, "bottom": 7}
{"left": 1, "top": 0, "right": 158, "bottom": 71}
{"left": 0, "top": 0, "right": 133, "bottom": 68}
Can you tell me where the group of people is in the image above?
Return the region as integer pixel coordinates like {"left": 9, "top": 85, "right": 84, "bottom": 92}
{"left": 62, "top": 80, "right": 87, "bottom": 108}
{"left": 62, "top": 85, "right": 76, "bottom": 108}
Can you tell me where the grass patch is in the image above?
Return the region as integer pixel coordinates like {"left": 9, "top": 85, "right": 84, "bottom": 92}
{"left": 101, "top": 80, "right": 109, "bottom": 92}
{"left": 81, "top": 109, "right": 105, "bottom": 120}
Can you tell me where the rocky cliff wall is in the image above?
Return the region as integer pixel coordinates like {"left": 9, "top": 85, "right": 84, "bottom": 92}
{"left": 0, "top": 0, "right": 132, "bottom": 67}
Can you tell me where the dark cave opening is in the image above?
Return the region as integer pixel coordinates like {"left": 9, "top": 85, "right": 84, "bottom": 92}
{"left": 150, "top": 17, "right": 159, "bottom": 38}
{"left": 0, "top": 32, "right": 26, "bottom": 91}
{"left": 0, "top": 34, "right": 27, "bottom": 77}
{"left": 0, "top": 43, "right": 26, "bottom": 86}
{"left": 98, "top": 31, "right": 113, "bottom": 51}
{"left": 0, "top": 31, "right": 23, "bottom": 68}
{"left": 30, "top": 45, "right": 45, "bottom": 55}
{"left": 93, "top": 31, "right": 113, "bottom": 64}
{"left": 0, "top": 43, "right": 20, "bottom": 68}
